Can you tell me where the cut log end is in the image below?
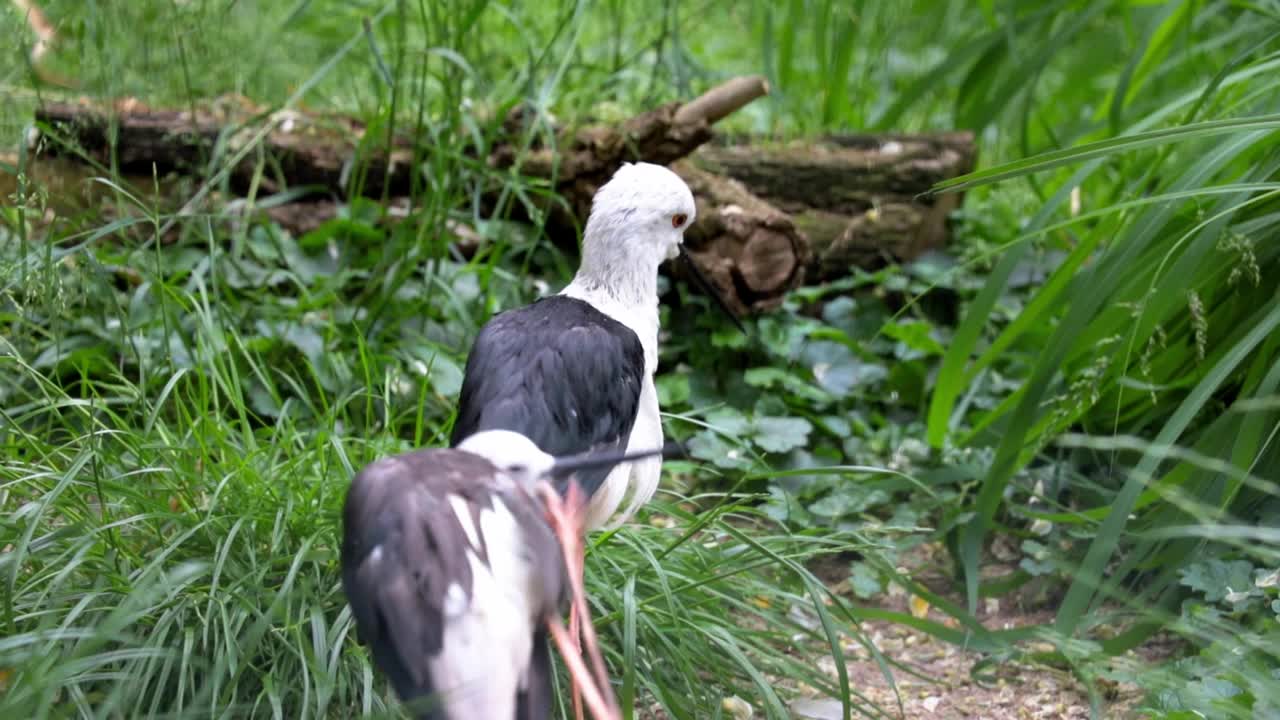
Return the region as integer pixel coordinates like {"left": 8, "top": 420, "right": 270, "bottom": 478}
{"left": 672, "top": 161, "right": 809, "bottom": 315}
{"left": 740, "top": 229, "right": 798, "bottom": 293}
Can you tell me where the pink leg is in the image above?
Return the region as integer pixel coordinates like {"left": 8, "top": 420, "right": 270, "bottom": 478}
{"left": 569, "top": 586, "right": 585, "bottom": 720}
{"left": 546, "top": 615, "right": 615, "bottom": 720}
{"left": 539, "top": 482, "right": 620, "bottom": 720}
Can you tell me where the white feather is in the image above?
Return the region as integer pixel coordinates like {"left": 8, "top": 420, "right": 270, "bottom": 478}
{"left": 442, "top": 582, "right": 468, "bottom": 618}
{"left": 564, "top": 162, "right": 695, "bottom": 315}
{"left": 429, "top": 497, "right": 542, "bottom": 720}
{"left": 448, "top": 495, "right": 481, "bottom": 548}
{"left": 585, "top": 375, "right": 663, "bottom": 530}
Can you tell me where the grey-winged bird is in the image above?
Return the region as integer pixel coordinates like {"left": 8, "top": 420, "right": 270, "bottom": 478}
{"left": 341, "top": 429, "right": 665, "bottom": 720}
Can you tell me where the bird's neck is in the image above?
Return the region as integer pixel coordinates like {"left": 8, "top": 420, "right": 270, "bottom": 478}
{"left": 561, "top": 229, "right": 663, "bottom": 372}
{"left": 568, "top": 230, "right": 664, "bottom": 308}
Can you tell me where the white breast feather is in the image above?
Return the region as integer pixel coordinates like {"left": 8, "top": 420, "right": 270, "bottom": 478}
{"left": 586, "top": 375, "right": 663, "bottom": 530}
{"left": 429, "top": 498, "right": 541, "bottom": 719}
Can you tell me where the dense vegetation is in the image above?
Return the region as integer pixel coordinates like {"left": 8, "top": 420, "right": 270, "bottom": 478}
{"left": 2, "top": 1, "right": 1278, "bottom": 718}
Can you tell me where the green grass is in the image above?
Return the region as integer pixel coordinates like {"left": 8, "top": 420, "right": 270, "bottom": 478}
{"left": 4, "top": 0, "right": 1280, "bottom": 718}
{"left": 0, "top": 211, "right": 893, "bottom": 717}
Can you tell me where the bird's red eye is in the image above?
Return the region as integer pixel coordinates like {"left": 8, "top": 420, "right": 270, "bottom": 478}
{"left": 672, "top": 213, "right": 688, "bottom": 228}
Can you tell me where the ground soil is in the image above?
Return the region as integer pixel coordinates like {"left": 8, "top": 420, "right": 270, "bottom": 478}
{"left": 777, "top": 542, "right": 1184, "bottom": 720}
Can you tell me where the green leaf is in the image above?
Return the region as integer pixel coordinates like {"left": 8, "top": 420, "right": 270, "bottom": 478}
{"left": 757, "top": 314, "right": 817, "bottom": 357}
{"left": 687, "top": 431, "right": 753, "bottom": 470}
{"left": 872, "top": 15, "right": 1008, "bottom": 130}
{"left": 883, "top": 320, "right": 946, "bottom": 359}
{"left": 706, "top": 628, "right": 788, "bottom": 719}
{"left": 404, "top": 348, "right": 464, "bottom": 397}
{"left": 1179, "top": 559, "right": 1256, "bottom": 604}
{"left": 822, "top": 295, "right": 888, "bottom": 340}
{"left": 821, "top": 8, "right": 857, "bottom": 125}
{"left": 656, "top": 373, "right": 691, "bottom": 407}
{"left": 246, "top": 380, "right": 283, "bottom": 419}
{"left": 752, "top": 394, "right": 789, "bottom": 418}
{"left": 926, "top": 156, "right": 1115, "bottom": 448}
{"left": 425, "top": 354, "right": 464, "bottom": 397}
{"left": 761, "top": 486, "right": 811, "bottom": 526}
{"left": 807, "top": 484, "right": 890, "bottom": 518}
{"left": 744, "top": 367, "right": 832, "bottom": 404}
{"left": 849, "top": 562, "right": 883, "bottom": 599}
{"left": 816, "top": 415, "right": 851, "bottom": 438}
{"left": 1110, "top": 0, "right": 1194, "bottom": 115}
{"left": 1019, "top": 556, "right": 1056, "bottom": 577}
{"left": 1057, "top": 297, "right": 1280, "bottom": 634}
{"left": 710, "top": 322, "right": 749, "bottom": 349}
{"left": 704, "top": 407, "right": 752, "bottom": 436}
{"left": 802, "top": 341, "right": 887, "bottom": 395}
{"left": 1185, "top": 677, "right": 1244, "bottom": 704}
{"left": 255, "top": 321, "right": 326, "bottom": 365}
{"left": 751, "top": 416, "right": 813, "bottom": 454}
{"left": 279, "top": 237, "right": 339, "bottom": 284}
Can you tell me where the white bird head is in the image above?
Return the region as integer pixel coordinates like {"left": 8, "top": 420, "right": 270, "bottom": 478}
{"left": 457, "top": 429, "right": 675, "bottom": 497}
{"left": 456, "top": 429, "right": 557, "bottom": 486}
{"left": 572, "top": 162, "right": 696, "bottom": 301}
{"left": 589, "top": 161, "right": 696, "bottom": 260}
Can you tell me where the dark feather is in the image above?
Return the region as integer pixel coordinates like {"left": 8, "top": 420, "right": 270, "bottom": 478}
{"left": 340, "top": 449, "right": 566, "bottom": 719}
{"left": 450, "top": 295, "right": 646, "bottom": 497}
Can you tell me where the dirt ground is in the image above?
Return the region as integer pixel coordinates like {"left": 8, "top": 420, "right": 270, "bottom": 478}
{"left": 781, "top": 542, "right": 1180, "bottom": 720}
{"left": 789, "top": 612, "right": 1121, "bottom": 720}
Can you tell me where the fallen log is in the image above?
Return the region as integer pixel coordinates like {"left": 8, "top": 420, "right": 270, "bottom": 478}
{"left": 32, "top": 76, "right": 769, "bottom": 206}
{"left": 33, "top": 97, "right": 415, "bottom": 198}
{"left": 692, "top": 132, "right": 976, "bottom": 280}
{"left": 28, "top": 78, "right": 810, "bottom": 315}
{"left": 23, "top": 84, "right": 975, "bottom": 314}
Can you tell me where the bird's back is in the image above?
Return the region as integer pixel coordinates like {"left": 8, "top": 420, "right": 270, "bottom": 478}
{"left": 340, "top": 449, "right": 566, "bottom": 719}
{"left": 450, "top": 295, "right": 647, "bottom": 497}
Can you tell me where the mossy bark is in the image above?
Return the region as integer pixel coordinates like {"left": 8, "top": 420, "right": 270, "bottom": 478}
{"left": 692, "top": 132, "right": 976, "bottom": 280}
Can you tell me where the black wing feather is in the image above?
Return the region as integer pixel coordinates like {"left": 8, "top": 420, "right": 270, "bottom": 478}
{"left": 450, "top": 295, "right": 646, "bottom": 496}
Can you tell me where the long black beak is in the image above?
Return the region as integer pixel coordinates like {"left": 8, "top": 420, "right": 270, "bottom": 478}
{"left": 549, "top": 442, "right": 687, "bottom": 480}
{"left": 678, "top": 246, "right": 748, "bottom": 335}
